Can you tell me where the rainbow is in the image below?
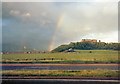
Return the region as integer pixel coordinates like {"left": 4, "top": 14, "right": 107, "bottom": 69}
{"left": 48, "top": 13, "right": 65, "bottom": 51}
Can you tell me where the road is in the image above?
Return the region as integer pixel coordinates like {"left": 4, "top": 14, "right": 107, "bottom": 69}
{"left": 1, "top": 79, "right": 120, "bottom": 84}
{"left": 1, "top": 64, "right": 119, "bottom": 70}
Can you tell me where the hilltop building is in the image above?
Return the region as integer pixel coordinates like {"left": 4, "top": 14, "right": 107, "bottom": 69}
{"left": 81, "top": 39, "right": 101, "bottom": 43}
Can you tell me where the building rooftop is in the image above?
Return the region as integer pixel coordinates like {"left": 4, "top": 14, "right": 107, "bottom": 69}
{"left": 81, "top": 39, "right": 101, "bottom": 42}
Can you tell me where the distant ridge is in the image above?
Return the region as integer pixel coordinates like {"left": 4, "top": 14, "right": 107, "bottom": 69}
{"left": 52, "top": 40, "right": 120, "bottom": 52}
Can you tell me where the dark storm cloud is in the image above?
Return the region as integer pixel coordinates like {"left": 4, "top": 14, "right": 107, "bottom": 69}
{"left": 2, "top": 2, "right": 59, "bottom": 51}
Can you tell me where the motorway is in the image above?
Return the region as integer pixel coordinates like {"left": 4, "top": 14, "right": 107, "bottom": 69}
{"left": 1, "top": 64, "right": 119, "bottom": 70}
{"left": 1, "top": 79, "right": 120, "bottom": 84}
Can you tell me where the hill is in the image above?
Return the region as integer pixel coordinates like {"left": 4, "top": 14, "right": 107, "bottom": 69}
{"left": 52, "top": 42, "right": 120, "bottom": 52}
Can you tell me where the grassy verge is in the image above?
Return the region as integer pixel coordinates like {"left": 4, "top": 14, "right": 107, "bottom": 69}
{"left": 1, "top": 69, "right": 119, "bottom": 77}
{"left": 2, "top": 60, "right": 119, "bottom": 64}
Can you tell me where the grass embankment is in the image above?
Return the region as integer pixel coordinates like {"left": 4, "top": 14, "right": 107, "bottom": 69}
{"left": 1, "top": 69, "right": 119, "bottom": 77}
{"left": 2, "top": 50, "right": 119, "bottom": 64}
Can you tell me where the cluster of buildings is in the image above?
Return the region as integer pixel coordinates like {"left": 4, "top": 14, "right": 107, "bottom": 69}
{"left": 81, "top": 39, "right": 101, "bottom": 43}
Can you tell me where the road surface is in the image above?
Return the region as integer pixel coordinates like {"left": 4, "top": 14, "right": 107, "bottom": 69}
{"left": 1, "top": 79, "right": 120, "bottom": 84}
{"left": 1, "top": 64, "right": 119, "bottom": 70}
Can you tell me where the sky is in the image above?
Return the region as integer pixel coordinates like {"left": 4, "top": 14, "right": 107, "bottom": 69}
{"left": 2, "top": 1, "right": 118, "bottom": 52}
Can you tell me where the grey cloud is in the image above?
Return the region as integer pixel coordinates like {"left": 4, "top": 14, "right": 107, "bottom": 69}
{"left": 2, "top": 2, "right": 118, "bottom": 51}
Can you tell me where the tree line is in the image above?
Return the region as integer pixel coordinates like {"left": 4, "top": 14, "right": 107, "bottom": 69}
{"left": 52, "top": 42, "right": 120, "bottom": 52}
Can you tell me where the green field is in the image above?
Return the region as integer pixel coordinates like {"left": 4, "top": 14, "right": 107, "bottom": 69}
{"left": 1, "top": 69, "right": 119, "bottom": 77}
{"left": 2, "top": 50, "right": 119, "bottom": 63}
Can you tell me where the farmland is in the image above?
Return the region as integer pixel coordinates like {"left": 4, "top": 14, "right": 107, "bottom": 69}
{"left": 2, "top": 50, "right": 119, "bottom": 64}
